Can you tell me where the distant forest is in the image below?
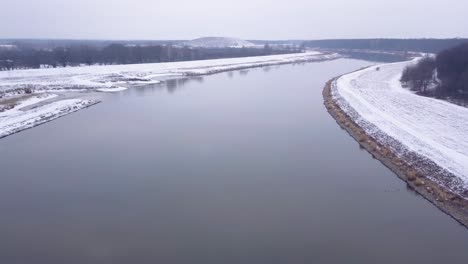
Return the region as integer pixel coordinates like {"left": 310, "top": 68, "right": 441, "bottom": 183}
{"left": 304, "top": 39, "right": 468, "bottom": 53}
{"left": 401, "top": 43, "right": 468, "bottom": 100}
{"left": 0, "top": 44, "right": 297, "bottom": 71}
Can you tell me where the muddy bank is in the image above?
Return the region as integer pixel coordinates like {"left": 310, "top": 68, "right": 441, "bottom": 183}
{"left": 323, "top": 78, "right": 468, "bottom": 228}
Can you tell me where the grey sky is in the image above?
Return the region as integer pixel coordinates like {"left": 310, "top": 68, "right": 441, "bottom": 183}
{"left": 2, "top": 0, "right": 467, "bottom": 40}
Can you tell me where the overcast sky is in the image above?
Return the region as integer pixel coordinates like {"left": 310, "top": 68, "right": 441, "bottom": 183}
{"left": 2, "top": 0, "right": 467, "bottom": 40}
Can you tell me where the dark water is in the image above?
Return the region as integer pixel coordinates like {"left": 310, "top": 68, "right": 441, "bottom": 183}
{"left": 0, "top": 60, "right": 466, "bottom": 263}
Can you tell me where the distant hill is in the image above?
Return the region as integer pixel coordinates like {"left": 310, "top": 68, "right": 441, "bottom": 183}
{"left": 184, "top": 37, "right": 256, "bottom": 48}
{"left": 303, "top": 38, "right": 468, "bottom": 53}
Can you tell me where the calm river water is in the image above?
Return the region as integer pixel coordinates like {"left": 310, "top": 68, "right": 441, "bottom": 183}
{"left": 0, "top": 59, "right": 466, "bottom": 263}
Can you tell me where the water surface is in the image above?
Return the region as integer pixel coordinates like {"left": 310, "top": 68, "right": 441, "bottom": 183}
{"left": 0, "top": 59, "right": 467, "bottom": 263}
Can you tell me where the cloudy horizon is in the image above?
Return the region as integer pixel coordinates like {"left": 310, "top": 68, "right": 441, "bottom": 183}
{"left": 2, "top": 0, "right": 468, "bottom": 40}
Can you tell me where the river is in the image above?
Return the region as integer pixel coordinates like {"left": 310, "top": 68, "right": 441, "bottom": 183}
{"left": 0, "top": 59, "right": 466, "bottom": 263}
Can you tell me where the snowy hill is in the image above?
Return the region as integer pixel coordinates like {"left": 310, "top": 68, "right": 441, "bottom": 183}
{"left": 184, "top": 37, "right": 256, "bottom": 48}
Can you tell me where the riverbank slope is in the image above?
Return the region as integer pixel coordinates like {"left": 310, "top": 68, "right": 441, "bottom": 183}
{"left": 323, "top": 62, "right": 468, "bottom": 227}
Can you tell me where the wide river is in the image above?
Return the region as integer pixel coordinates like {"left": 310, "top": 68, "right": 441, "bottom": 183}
{"left": 0, "top": 59, "right": 467, "bottom": 263}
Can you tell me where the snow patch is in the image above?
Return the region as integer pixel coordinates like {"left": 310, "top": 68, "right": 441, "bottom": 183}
{"left": 97, "top": 87, "right": 128, "bottom": 92}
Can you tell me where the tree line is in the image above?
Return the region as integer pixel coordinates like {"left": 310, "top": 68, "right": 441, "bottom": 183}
{"left": 0, "top": 44, "right": 296, "bottom": 71}
{"left": 401, "top": 43, "right": 468, "bottom": 99}
{"left": 303, "top": 39, "right": 468, "bottom": 53}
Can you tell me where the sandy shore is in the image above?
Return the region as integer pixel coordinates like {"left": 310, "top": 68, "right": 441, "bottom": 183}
{"left": 323, "top": 78, "right": 468, "bottom": 228}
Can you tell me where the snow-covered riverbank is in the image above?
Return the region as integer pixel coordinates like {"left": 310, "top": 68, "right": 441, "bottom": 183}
{"left": 331, "top": 60, "right": 468, "bottom": 198}
{"left": 0, "top": 52, "right": 339, "bottom": 139}
{"left": 0, "top": 95, "right": 97, "bottom": 138}
{"left": 0, "top": 52, "right": 338, "bottom": 95}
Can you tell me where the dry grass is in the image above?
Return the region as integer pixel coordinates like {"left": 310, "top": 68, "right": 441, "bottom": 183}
{"left": 407, "top": 170, "right": 418, "bottom": 182}
{"left": 380, "top": 147, "right": 390, "bottom": 157}
{"left": 358, "top": 134, "right": 368, "bottom": 143}
{"left": 414, "top": 178, "right": 425, "bottom": 187}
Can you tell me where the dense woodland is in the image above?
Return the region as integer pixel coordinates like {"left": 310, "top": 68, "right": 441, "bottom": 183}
{"left": 332, "top": 50, "right": 410, "bottom": 63}
{"left": 0, "top": 44, "right": 296, "bottom": 71}
{"left": 304, "top": 39, "right": 468, "bottom": 53}
{"left": 401, "top": 43, "right": 468, "bottom": 99}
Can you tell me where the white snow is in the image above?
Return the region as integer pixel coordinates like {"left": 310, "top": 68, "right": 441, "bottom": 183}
{"left": 97, "top": 87, "right": 128, "bottom": 92}
{"left": 0, "top": 95, "right": 97, "bottom": 138}
{"left": 333, "top": 60, "right": 468, "bottom": 195}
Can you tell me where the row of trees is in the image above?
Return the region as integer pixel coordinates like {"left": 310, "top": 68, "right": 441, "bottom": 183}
{"left": 0, "top": 44, "right": 296, "bottom": 71}
{"left": 304, "top": 39, "right": 468, "bottom": 53}
{"left": 436, "top": 43, "right": 468, "bottom": 95}
{"left": 400, "top": 56, "right": 437, "bottom": 93}
{"left": 401, "top": 43, "right": 468, "bottom": 98}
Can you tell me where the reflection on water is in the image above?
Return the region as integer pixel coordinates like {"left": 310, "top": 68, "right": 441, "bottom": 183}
{"left": 164, "top": 76, "right": 204, "bottom": 93}
{"left": 239, "top": 69, "right": 249, "bottom": 75}
{"left": 126, "top": 76, "right": 205, "bottom": 96}
{"left": 0, "top": 59, "right": 466, "bottom": 264}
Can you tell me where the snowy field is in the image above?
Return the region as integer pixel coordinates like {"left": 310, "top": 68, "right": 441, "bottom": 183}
{"left": 332, "top": 60, "right": 468, "bottom": 197}
{"left": 0, "top": 52, "right": 338, "bottom": 139}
